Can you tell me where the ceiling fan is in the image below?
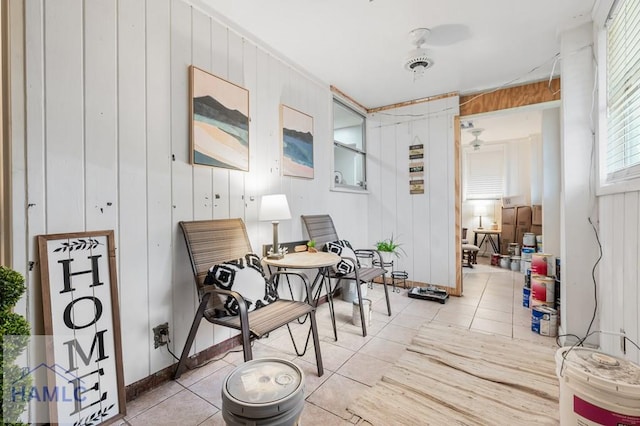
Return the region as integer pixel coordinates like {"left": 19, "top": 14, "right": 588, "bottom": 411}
{"left": 469, "top": 129, "right": 485, "bottom": 150}
{"left": 403, "top": 25, "right": 471, "bottom": 81}
{"left": 404, "top": 28, "right": 434, "bottom": 81}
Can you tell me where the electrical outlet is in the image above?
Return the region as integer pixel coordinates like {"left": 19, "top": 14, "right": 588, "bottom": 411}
{"left": 153, "top": 322, "right": 169, "bottom": 349}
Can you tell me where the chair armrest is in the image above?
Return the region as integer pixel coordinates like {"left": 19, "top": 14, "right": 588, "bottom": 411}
{"left": 268, "top": 270, "right": 314, "bottom": 305}
{"left": 354, "top": 249, "right": 374, "bottom": 259}
{"left": 199, "top": 286, "right": 250, "bottom": 326}
{"left": 355, "top": 249, "right": 384, "bottom": 264}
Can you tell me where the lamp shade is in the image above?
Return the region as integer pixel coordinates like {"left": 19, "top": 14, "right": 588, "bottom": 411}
{"left": 473, "top": 205, "right": 487, "bottom": 217}
{"left": 259, "top": 194, "right": 291, "bottom": 221}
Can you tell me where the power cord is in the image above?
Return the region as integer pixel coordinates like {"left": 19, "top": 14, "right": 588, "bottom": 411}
{"left": 554, "top": 215, "right": 602, "bottom": 350}
{"left": 164, "top": 336, "right": 251, "bottom": 371}
{"left": 584, "top": 216, "right": 602, "bottom": 340}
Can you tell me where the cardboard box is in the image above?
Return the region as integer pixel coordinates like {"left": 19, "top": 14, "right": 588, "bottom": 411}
{"left": 516, "top": 206, "right": 532, "bottom": 227}
{"left": 530, "top": 224, "right": 542, "bottom": 236}
{"left": 516, "top": 225, "right": 531, "bottom": 246}
{"left": 501, "top": 207, "right": 516, "bottom": 225}
{"left": 500, "top": 224, "right": 516, "bottom": 254}
{"left": 502, "top": 195, "right": 526, "bottom": 207}
{"left": 532, "top": 205, "right": 542, "bottom": 226}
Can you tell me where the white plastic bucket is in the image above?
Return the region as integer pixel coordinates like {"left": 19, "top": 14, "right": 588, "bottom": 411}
{"left": 523, "top": 232, "right": 536, "bottom": 247}
{"left": 556, "top": 347, "right": 640, "bottom": 425}
{"left": 353, "top": 298, "right": 372, "bottom": 327}
{"left": 510, "top": 256, "right": 521, "bottom": 271}
{"left": 341, "top": 282, "right": 368, "bottom": 303}
{"left": 222, "top": 358, "right": 305, "bottom": 425}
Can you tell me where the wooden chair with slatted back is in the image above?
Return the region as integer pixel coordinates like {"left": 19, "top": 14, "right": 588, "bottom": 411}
{"left": 174, "top": 218, "right": 323, "bottom": 379}
{"left": 301, "top": 214, "right": 391, "bottom": 337}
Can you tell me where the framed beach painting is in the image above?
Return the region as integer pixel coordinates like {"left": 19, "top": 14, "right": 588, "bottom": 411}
{"left": 190, "top": 66, "right": 250, "bottom": 171}
{"left": 281, "top": 104, "right": 314, "bottom": 179}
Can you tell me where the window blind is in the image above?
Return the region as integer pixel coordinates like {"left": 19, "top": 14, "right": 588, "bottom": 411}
{"left": 465, "top": 147, "right": 504, "bottom": 200}
{"left": 606, "top": 0, "right": 640, "bottom": 181}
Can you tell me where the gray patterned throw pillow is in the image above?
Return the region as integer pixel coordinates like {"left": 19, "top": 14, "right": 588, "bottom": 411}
{"left": 326, "top": 240, "right": 358, "bottom": 275}
{"left": 204, "top": 253, "right": 278, "bottom": 317}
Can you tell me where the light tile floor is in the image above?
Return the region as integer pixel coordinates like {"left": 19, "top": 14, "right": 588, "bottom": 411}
{"left": 120, "top": 256, "right": 559, "bottom": 425}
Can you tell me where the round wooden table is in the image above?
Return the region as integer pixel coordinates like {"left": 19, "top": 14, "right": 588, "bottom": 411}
{"left": 264, "top": 251, "right": 340, "bottom": 340}
{"left": 263, "top": 251, "right": 340, "bottom": 270}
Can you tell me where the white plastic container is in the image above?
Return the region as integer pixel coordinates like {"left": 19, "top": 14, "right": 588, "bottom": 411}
{"left": 523, "top": 232, "right": 536, "bottom": 247}
{"left": 341, "top": 282, "right": 368, "bottom": 303}
{"left": 555, "top": 347, "right": 640, "bottom": 425}
{"left": 222, "top": 358, "right": 305, "bottom": 425}
{"left": 510, "top": 256, "right": 521, "bottom": 271}
{"left": 352, "top": 298, "right": 372, "bottom": 327}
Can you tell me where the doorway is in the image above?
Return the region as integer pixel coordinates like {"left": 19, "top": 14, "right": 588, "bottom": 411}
{"left": 455, "top": 102, "right": 561, "bottom": 294}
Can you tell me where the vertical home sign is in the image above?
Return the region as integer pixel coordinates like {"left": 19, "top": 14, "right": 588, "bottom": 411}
{"left": 38, "top": 230, "right": 125, "bottom": 425}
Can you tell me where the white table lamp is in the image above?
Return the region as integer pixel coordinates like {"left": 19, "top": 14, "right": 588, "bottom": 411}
{"left": 474, "top": 205, "right": 487, "bottom": 229}
{"left": 259, "top": 194, "right": 291, "bottom": 259}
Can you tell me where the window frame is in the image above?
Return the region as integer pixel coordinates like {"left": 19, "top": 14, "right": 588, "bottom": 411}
{"left": 597, "top": 0, "right": 640, "bottom": 194}
{"left": 332, "top": 98, "right": 368, "bottom": 192}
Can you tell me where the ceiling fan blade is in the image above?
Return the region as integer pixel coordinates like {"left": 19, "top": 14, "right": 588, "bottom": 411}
{"left": 425, "top": 24, "right": 471, "bottom": 47}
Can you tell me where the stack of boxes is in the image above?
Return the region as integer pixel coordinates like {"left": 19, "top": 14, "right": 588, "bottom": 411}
{"left": 531, "top": 205, "right": 542, "bottom": 251}
{"left": 501, "top": 205, "right": 532, "bottom": 254}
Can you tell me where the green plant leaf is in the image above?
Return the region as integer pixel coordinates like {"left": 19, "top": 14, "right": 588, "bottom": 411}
{"left": 374, "top": 234, "right": 406, "bottom": 257}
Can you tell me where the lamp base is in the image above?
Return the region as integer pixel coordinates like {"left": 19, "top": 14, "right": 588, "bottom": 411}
{"left": 266, "top": 253, "right": 285, "bottom": 260}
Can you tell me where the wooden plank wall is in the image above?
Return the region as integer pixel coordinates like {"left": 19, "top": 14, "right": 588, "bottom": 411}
{"left": 459, "top": 78, "right": 561, "bottom": 116}
{"left": 13, "top": 0, "right": 368, "bottom": 386}
{"left": 599, "top": 193, "right": 640, "bottom": 363}
{"left": 367, "top": 97, "right": 460, "bottom": 289}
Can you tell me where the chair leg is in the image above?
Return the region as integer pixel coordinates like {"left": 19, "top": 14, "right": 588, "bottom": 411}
{"left": 355, "top": 280, "right": 367, "bottom": 337}
{"left": 326, "top": 277, "right": 339, "bottom": 341}
{"left": 381, "top": 273, "right": 392, "bottom": 316}
{"left": 174, "top": 299, "right": 208, "bottom": 379}
{"left": 308, "top": 310, "right": 324, "bottom": 376}
{"left": 241, "top": 324, "right": 253, "bottom": 363}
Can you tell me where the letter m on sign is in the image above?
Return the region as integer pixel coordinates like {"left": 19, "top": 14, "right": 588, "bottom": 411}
{"left": 63, "top": 330, "right": 109, "bottom": 373}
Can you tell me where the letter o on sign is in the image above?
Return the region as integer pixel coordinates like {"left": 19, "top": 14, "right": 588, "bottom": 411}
{"left": 63, "top": 296, "right": 103, "bottom": 329}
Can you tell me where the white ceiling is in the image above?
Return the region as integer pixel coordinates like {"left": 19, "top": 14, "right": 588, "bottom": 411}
{"left": 198, "top": 0, "right": 595, "bottom": 110}
{"left": 460, "top": 108, "right": 545, "bottom": 146}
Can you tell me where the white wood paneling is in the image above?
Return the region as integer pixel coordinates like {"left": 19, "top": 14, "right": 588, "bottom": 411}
{"left": 170, "top": 0, "right": 199, "bottom": 359}
{"left": 190, "top": 5, "right": 216, "bottom": 353}
{"left": 243, "top": 42, "right": 259, "bottom": 245}
{"left": 599, "top": 192, "right": 640, "bottom": 363}
{"left": 146, "top": 0, "right": 175, "bottom": 373}
{"left": 117, "top": 0, "right": 149, "bottom": 384}
{"left": 84, "top": 0, "right": 118, "bottom": 232}
{"left": 622, "top": 193, "right": 639, "bottom": 361}
{"left": 10, "top": 0, "right": 27, "bottom": 311}
{"left": 191, "top": 8, "right": 214, "bottom": 223}
{"left": 210, "top": 21, "right": 230, "bottom": 219}
{"left": 367, "top": 98, "right": 458, "bottom": 287}
{"left": 24, "top": 0, "right": 47, "bottom": 343}
{"left": 394, "top": 121, "right": 412, "bottom": 276}
{"left": 44, "top": 0, "right": 84, "bottom": 232}
{"left": 428, "top": 106, "right": 451, "bottom": 286}
{"left": 598, "top": 194, "right": 614, "bottom": 350}
{"left": 227, "top": 30, "right": 246, "bottom": 221}
{"left": 13, "top": 0, "right": 370, "bottom": 388}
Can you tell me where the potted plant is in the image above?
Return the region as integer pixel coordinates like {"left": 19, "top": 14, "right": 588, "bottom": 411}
{"left": 375, "top": 235, "right": 405, "bottom": 265}
{"left": 307, "top": 240, "right": 318, "bottom": 253}
{"left": 1, "top": 266, "right": 30, "bottom": 425}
